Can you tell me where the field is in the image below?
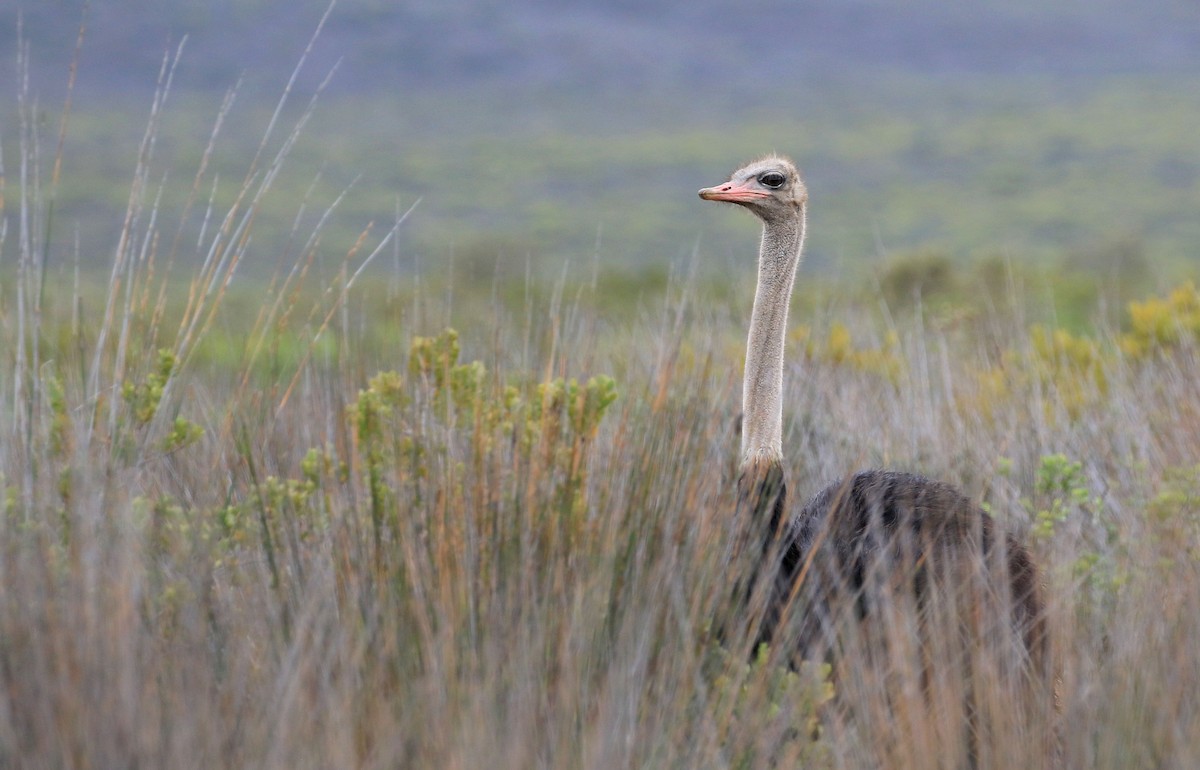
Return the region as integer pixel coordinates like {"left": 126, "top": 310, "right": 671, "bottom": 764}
{"left": 3, "top": 26, "right": 1200, "bottom": 770}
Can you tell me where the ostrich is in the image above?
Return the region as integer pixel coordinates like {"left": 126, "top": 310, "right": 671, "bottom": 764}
{"left": 699, "top": 156, "right": 1048, "bottom": 747}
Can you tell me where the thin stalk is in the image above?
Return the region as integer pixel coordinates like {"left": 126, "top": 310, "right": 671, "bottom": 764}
{"left": 86, "top": 39, "right": 185, "bottom": 443}
{"left": 273, "top": 199, "right": 421, "bottom": 415}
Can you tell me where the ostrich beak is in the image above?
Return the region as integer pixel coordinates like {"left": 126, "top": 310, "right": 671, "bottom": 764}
{"left": 698, "top": 179, "right": 769, "bottom": 203}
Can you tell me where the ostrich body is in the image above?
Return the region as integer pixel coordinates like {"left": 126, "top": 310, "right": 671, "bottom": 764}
{"left": 699, "top": 156, "right": 1046, "bottom": 677}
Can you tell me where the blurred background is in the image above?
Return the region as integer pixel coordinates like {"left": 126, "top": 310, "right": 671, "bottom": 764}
{"left": 3, "top": 0, "right": 1199, "bottom": 303}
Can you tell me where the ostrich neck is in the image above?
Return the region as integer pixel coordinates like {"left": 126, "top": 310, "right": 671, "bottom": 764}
{"left": 741, "top": 211, "right": 806, "bottom": 466}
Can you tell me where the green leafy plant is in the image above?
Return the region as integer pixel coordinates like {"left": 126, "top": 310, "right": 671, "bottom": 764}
{"left": 1121, "top": 281, "right": 1200, "bottom": 357}
{"left": 706, "top": 643, "right": 835, "bottom": 770}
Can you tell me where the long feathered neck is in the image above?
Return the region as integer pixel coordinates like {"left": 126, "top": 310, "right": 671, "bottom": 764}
{"left": 741, "top": 208, "right": 806, "bottom": 469}
{"left": 727, "top": 203, "right": 805, "bottom": 649}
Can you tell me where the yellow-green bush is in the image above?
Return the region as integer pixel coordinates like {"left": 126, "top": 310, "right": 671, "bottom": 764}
{"left": 1121, "top": 281, "right": 1200, "bottom": 357}
{"left": 793, "top": 323, "right": 904, "bottom": 384}
{"left": 1028, "top": 324, "right": 1109, "bottom": 420}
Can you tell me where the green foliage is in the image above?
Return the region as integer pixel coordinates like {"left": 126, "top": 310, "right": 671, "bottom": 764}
{"left": 121, "top": 349, "right": 179, "bottom": 426}
{"left": 1148, "top": 464, "right": 1200, "bottom": 522}
{"left": 1147, "top": 464, "right": 1200, "bottom": 566}
{"left": 1026, "top": 453, "right": 1126, "bottom": 633}
{"left": 44, "top": 371, "right": 71, "bottom": 460}
{"left": 348, "top": 328, "right": 620, "bottom": 581}
{"left": 1029, "top": 453, "right": 1097, "bottom": 541}
{"left": 705, "top": 643, "right": 835, "bottom": 769}
{"left": 354, "top": 370, "right": 410, "bottom": 440}
{"left": 540, "top": 374, "right": 620, "bottom": 441}
{"left": 1121, "top": 281, "right": 1200, "bottom": 357}
{"left": 162, "top": 417, "right": 204, "bottom": 453}
{"left": 350, "top": 368, "right": 412, "bottom": 567}
{"left": 407, "top": 328, "right": 490, "bottom": 420}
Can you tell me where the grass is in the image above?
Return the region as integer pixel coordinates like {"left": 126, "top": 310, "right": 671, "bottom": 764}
{"left": 3, "top": 20, "right": 1200, "bottom": 770}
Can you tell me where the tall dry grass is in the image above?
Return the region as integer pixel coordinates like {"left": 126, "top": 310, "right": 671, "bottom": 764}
{"left": 3, "top": 17, "right": 1200, "bottom": 770}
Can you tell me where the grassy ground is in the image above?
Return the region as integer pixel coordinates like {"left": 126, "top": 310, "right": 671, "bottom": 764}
{"left": 5, "top": 251, "right": 1200, "bottom": 768}
{"left": 3, "top": 31, "right": 1200, "bottom": 770}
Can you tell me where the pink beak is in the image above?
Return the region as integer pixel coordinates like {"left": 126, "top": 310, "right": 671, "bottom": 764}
{"left": 698, "top": 179, "right": 769, "bottom": 203}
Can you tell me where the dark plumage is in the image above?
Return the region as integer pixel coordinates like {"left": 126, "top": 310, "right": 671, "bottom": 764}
{"left": 740, "top": 468, "right": 1046, "bottom": 675}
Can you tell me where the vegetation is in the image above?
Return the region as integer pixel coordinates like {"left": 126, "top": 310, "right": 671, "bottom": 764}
{"left": 10, "top": 3, "right": 1200, "bottom": 287}
{"left": 37, "top": 76, "right": 1200, "bottom": 290}
{"left": 10, "top": 220, "right": 1200, "bottom": 769}
{"left": 3, "top": 16, "right": 1200, "bottom": 770}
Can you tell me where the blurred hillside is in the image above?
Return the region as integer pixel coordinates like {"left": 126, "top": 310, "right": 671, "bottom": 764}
{"left": 9, "top": 0, "right": 1200, "bottom": 94}
{"left": 2, "top": 0, "right": 1199, "bottom": 286}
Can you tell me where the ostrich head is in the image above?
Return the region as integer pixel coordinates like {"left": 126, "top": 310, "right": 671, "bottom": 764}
{"left": 698, "top": 155, "right": 807, "bottom": 225}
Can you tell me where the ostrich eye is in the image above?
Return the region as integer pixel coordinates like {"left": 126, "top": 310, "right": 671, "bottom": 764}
{"left": 759, "top": 171, "right": 786, "bottom": 188}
